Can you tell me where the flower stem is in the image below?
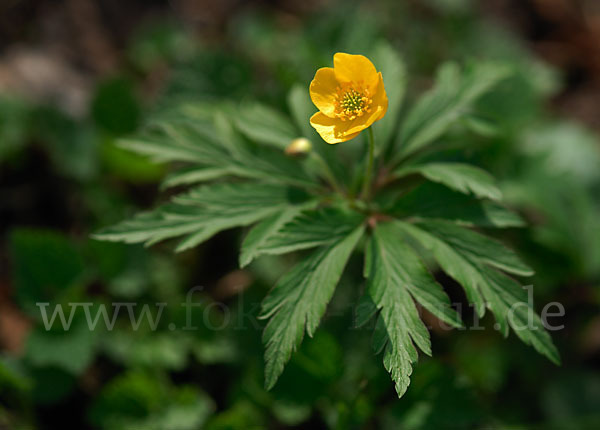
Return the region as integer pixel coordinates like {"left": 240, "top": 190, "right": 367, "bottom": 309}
{"left": 361, "top": 127, "right": 375, "bottom": 200}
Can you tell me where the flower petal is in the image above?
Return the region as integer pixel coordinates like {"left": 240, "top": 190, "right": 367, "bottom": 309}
{"left": 333, "top": 53, "right": 379, "bottom": 89}
{"left": 309, "top": 67, "right": 339, "bottom": 117}
{"left": 345, "top": 72, "right": 388, "bottom": 135}
{"left": 310, "top": 112, "right": 361, "bottom": 144}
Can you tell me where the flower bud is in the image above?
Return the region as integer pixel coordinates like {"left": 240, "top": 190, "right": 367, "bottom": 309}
{"left": 285, "top": 137, "right": 312, "bottom": 157}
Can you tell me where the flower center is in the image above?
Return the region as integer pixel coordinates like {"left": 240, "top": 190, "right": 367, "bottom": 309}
{"left": 334, "top": 82, "right": 373, "bottom": 121}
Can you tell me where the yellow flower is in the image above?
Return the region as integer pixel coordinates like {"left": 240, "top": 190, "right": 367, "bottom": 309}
{"left": 309, "top": 53, "right": 388, "bottom": 144}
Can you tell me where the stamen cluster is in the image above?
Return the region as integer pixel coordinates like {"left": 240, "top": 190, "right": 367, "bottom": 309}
{"left": 334, "top": 82, "right": 372, "bottom": 121}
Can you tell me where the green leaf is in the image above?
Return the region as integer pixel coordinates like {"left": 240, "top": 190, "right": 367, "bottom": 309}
{"left": 235, "top": 102, "right": 298, "bottom": 149}
{"left": 214, "top": 112, "right": 320, "bottom": 189}
{"left": 520, "top": 122, "right": 600, "bottom": 186}
{"left": 251, "top": 207, "right": 365, "bottom": 259}
{"left": 369, "top": 222, "right": 464, "bottom": 327}
{"left": 93, "top": 209, "right": 200, "bottom": 246}
{"left": 365, "top": 222, "right": 461, "bottom": 398}
{"left": 395, "top": 163, "right": 502, "bottom": 200}
{"left": 415, "top": 220, "right": 533, "bottom": 276}
{"left": 101, "top": 139, "right": 165, "bottom": 183}
{"left": 94, "top": 183, "right": 309, "bottom": 251}
{"left": 371, "top": 42, "right": 407, "bottom": 152}
{"left": 462, "top": 113, "right": 500, "bottom": 137}
{"left": 261, "top": 225, "right": 365, "bottom": 390}
{"left": 239, "top": 202, "right": 318, "bottom": 268}
{"left": 478, "top": 264, "right": 560, "bottom": 365}
{"left": 395, "top": 221, "right": 559, "bottom": 364}
{"left": 396, "top": 62, "right": 510, "bottom": 159}
{"left": 394, "top": 221, "right": 487, "bottom": 318}
{"left": 160, "top": 166, "right": 233, "bottom": 189}
{"left": 118, "top": 119, "right": 228, "bottom": 165}
{"left": 388, "top": 183, "right": 524, "bottom": 228}
{"left": 119, "top": 106, "right": 320, "bottom": 190}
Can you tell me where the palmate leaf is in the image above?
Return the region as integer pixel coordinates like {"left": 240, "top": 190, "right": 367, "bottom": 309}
{"left": 260, "top": 225, "right": 365, "bottom": 390}
{"left": 395, "top": 221, "right": 487, "bottom": 318}
{"left": 240, "top": 206, "right": 362, "bottom": 267}
{"left": 364, "top": 222, "right": 462, "bottom": 397}
{"left": 249, "top": 208, "right": 365, "bottom": 259}
{"left": 395, "top": 62, "right": 510, "bottom": 160}
{"left": 395, "top": 220, "right": 560, "bottom": 364}
{"left": 119, "top": 103, "right": 321, "bottom": 191}
{"left": 394, "top": 162, "right": 502, "bottom": 200}
{"left": 94, "top": 183, "right": 313, "bottom": 252}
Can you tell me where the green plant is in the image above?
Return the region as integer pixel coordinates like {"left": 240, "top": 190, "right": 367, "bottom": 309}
{"left": 94, "top": 44, "right": 559, "bottom": 398}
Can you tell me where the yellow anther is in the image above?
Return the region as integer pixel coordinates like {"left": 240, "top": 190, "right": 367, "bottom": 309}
{"left": 333, "top": 82, "right": 373, "bottom": 121}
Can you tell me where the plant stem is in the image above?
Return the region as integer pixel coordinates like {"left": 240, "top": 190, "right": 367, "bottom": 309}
{"left": 361, "top": 127, "right": 375, "bottom": 200}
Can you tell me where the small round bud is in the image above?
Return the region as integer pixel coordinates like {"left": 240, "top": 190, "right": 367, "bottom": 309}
{"left": 285, "top": 138, "right": 312, "bottom": 157}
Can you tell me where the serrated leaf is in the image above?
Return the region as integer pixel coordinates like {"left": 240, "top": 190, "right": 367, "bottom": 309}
{"left": 253, "top": 207, "right": 365, "bottom": 258}
{"left": 239, "top": 202, "right": 318, "bottom": 268}
{"left": 396, "top": 62, "right": 510, "bottom": 159}
{"left": 416, "top": 220, "right": 533, "bottom": 276}
{"left": 94, "top": 183, "right": 309, "bottom": 250}
{"left": 477, "top": 264, "right": 560, "bottom": 364}
{"left": 117, "top": 136, "right": 205, "bottom": 164}
{"left": 261, "top": 225, "right": 364, "bottom": 390}
{"left": 365, "top": 222, "right": 462, "bottom": 398}
{"left": 121, "top": 106, "right": 320, "bottom": 190}
{"left": 389, "top": 183, "right": 524, "bottom": 228}
{"left": 119, "top": 117, "right": 228, "bottom": 166}
{"left": 160, "top": 166, "right": 233, "bottom": 189}
{"left": 368, "top": 222, "right": 463, "bottom": 328}
{"left": 395, "top": 221, "right": 559, "bottom": 364}
{"left": 171, "top": 182, "right": 306, "bottom": 209}
{"left": 354, "top": 293, "right": 378, "bottom": 328}
{"left": 395, "top": 163, "right": 502, "bottom": 200}
{"left": 93, "top": 210, "right": 200, "bottom": 245}
{"left": 394, "top": 221, "right": 487, "bottom": 318}
{"left": 235, "top": 102, "right": 298, "bottom": 149}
